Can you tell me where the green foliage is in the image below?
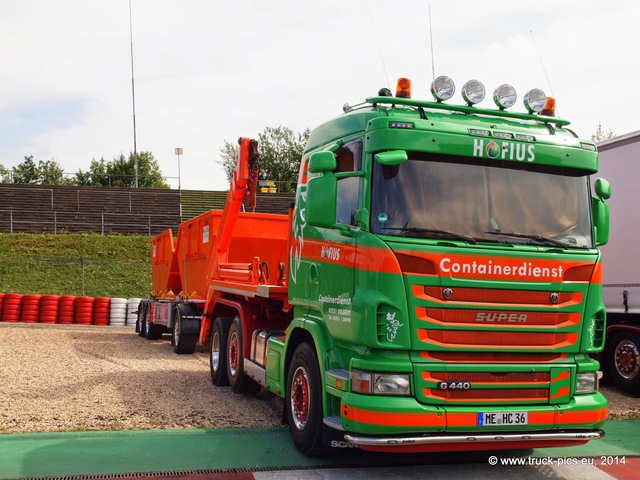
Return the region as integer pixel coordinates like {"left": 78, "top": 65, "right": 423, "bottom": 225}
{"left": 218, "top": 126, "right": 309, "bottom": 192}
{"left": 0, "top": 233, "right": 150, "bottom": 298}
{"left": 0, "top": 151, "right": 169, "bottom": 188}
{"left": 4, "top": 156, "right": 71, "bottom": 185}
{"left": 74, "top": 151, "right": 169, "bottom": 188}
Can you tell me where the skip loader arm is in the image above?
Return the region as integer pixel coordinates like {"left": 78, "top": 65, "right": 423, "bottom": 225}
{"left": 209, "top": 137, "right": 259, "bottom": 278}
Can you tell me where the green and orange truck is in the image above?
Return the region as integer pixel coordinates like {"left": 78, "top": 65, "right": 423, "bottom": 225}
{"left": 138, "top": 76, "right": 611, "bottom": 455}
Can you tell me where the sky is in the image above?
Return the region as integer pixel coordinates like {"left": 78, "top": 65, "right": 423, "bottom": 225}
{"left": 1, "top": 0, "right": 638, "bottom": 191}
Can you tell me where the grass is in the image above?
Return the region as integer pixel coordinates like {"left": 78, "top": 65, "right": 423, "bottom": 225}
{"left": 0, "top": 233, "right": 151, "bottom": 298}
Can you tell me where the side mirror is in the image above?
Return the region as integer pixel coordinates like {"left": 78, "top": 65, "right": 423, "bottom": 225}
{"left": 592, "top": 177, "right": 611, "bottom": 246}
{"left": 309, "top": 151, "right": 336, "bottom": 173}
{"left": 594, "top": 177, "right": 611, "bottom": 200}
{"left": 306, "top": 151, "right": 338, "bottom": 228}
{"left": 375, "top": 150, "right": 408, "bottom": 166}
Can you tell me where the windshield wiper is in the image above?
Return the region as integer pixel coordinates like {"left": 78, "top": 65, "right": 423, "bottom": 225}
{"left": 384, "top": 227, "right": 477, "bottom": 244}
{"left": 485, "top": 231, "right": 569, "bottom": 248}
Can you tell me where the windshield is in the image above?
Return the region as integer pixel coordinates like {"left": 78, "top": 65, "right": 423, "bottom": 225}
{"left": 370, "top": 152, "right": 593, "bottom": 248}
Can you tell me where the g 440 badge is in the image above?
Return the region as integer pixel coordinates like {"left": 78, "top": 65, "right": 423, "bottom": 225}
{"left": 438, "top": 381, "right": 471, "bottom": 390}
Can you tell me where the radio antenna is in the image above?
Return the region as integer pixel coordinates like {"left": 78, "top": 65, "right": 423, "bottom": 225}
{"left": 369, "top": 10, "right": 391, "bottom": 90}
{"left": 429, "top": 5, "right": 435, "bottom": 80}
{"left": 530, "top": 30, "right": 554, "bottom": 97}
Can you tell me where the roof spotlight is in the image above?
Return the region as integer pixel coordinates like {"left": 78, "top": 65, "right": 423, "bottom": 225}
{"left": 523, "top": 88, "right": 547, "bottom": 113}
{"left": 493, "top": 84, "right": 517, "bottom": 110}
{"left": 431, "top": 75, "right": 455, "bottom": 102}
{"left": 462, "top": 80, "right": 486, "bottom": 105}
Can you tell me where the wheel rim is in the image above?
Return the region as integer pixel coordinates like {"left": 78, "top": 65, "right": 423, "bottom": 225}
{"left": 290, "top": 366, "right": 310, "bottom": 430}
{"left": 228, "top": 332, "right": 239, "bottom": 377}
{"left": 145, "top": 319, "right": 150, "bottom": 335}
{"left": 174, "top": 315, "right": 180, "bottom": 345}
{"left": 211, "top": 331, "right": 221, "bottom": 372}
{"left": 615, "top": 340, "right": 640, "bottom": 379}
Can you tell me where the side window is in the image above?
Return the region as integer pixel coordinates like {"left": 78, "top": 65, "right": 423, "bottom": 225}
{"left": 335, "top": 140, "right": 362, "bottom": 226}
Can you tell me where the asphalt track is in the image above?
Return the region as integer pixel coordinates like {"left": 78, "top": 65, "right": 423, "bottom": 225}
{"left": 1, "top": 421, "right": 639, "bottom": 480}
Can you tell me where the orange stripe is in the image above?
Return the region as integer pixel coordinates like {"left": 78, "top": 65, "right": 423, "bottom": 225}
{"left": 343, "top": 405, "right": 445, "bottom": 428}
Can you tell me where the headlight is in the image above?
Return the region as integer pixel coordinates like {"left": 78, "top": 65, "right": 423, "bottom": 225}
{"left": 576, "top": 371, "right": 602, "bottom": 394}
{"left": 374, "top": 373, "right": 411, "bottom": 395}
{"left": 351, "top": 369, "right": 411, "bottom": 395}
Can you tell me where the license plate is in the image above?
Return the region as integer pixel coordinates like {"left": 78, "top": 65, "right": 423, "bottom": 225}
{"left": 477, "top": 411, "right": 528, "bottom": 426}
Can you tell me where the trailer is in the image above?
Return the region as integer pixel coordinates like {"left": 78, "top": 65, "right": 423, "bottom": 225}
{"left": 596, "top": 130, "right": 640, "bottom": 394}
{"left": 137, "top": 77, "right": 610, "bottom": 455}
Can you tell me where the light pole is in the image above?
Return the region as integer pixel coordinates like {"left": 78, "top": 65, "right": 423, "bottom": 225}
{"left": 175, "top": 147, "right": 183, "bottom": 220}
{"left": 129, "top": 0, "right": 138, "bottom": 188}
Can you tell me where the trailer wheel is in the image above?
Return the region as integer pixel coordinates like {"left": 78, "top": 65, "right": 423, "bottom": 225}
{"left": 137, "top": 301, "right": 147, "bottom": 337}
{"left": 173, "top": 308, "right": 197, "bottom": 354}
{"left": 286, "top": 342, "right": 326, "bottom": 455}
{"left": 210, "top": 317, "right": 232, "bottom": 386}
{"left": 226, "top": 315, "right": 257, "bottom": 394}
{"left": 607, "top": 331, "right": 640, "bottom": 395}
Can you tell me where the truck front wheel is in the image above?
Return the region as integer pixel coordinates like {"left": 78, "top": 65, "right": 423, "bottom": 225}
{"left": 286, "top": 342, "right": 325, "bottom": 455}
{"left": 607, "top": 331, "right": 640, "bottom": 395}
{"left": 210, "top": 317, "right": 232, "bottom": 386}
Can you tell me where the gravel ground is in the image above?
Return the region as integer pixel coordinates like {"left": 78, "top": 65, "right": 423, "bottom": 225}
{"left": 0, "top": 323, "right": 636, "bottom": 434}
{"left": 0, "top": 323, "right": 283, "bottom": 434}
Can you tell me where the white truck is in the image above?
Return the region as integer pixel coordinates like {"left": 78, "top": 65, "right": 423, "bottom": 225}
{"left": 597, "top": 130, "right": 640, "bottom": 394}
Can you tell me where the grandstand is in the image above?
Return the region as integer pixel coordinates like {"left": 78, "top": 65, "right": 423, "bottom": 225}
{"left": 0, "top": 184, "right": 294, "bottom": 236}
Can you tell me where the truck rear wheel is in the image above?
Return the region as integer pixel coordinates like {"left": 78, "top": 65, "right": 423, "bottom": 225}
{"left": 226, "top": 315, "right": 258, "bottom": 394}
{"left": 137, "top": 301, "right": 148, "bottom": 337}
{"left": 210, "top": 317, "right": 232, "bottom": 386}
{"left": 286, "top": 342, "right": 326, "bottom": 455}
{"left": 145, "top": 319, "right": 163, "bottom": 340}
{"left": 607, "top": 331, "right": 640, "bottom": 394}
{"left": 173, "top": 308, "right": 197, "bottom": 354}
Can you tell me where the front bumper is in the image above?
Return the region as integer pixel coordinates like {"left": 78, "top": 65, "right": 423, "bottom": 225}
{"left": 339, "top": 390, "right": 607, "bottom": 448}
{"left": 344, "top": 429, "right": 605, "bottom": 453}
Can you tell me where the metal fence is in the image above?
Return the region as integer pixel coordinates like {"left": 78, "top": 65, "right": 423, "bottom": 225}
{"left": 0, "top": 254, "right": 150, "bottom": 298}
{"left": 0, "top": 209, "right": 181, "bottom": 236}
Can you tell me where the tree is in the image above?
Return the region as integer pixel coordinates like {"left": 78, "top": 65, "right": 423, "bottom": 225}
{"left": 11, "top": 156, "right": 39, "bottom": 184}
{"left": 8, "top": 156, "right": 69, "bottom": 185}
{"left": 592, "top": 122, "right": 616, "bottom": 142}
{"left": 0, "top": 164, "right": 12, "bottom": 183}
{"left": 74, "top": 151, "right": 169, "bottom": 188}
{"left": 218, "top": 126, "right": 310, "bottom": 192}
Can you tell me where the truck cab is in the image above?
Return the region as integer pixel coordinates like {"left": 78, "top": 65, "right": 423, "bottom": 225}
{"left": 269, "top": 77, "right": 609, "bottom": 454}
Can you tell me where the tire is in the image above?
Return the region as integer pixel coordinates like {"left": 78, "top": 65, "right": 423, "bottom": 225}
{"left": 226, "top": 315, "right": 258, "bottom": 394}
{"left": 173, "top": 307, "right": 197, "bottom": 354}
{"left": 210, "top": 317, "right": 232, "bottom": 386}
{"left": 137, "top": 301, "right": 147, "bottom": 337}
{"left": 607, "top": 331, "right": 640, "bottom": 395}
{"left": 286, "top": 342, "right": 326, "bottom": 455}
{"left": 146, "top": 319, "right": 163, "bottom": 340}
